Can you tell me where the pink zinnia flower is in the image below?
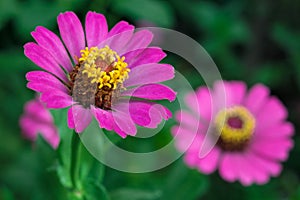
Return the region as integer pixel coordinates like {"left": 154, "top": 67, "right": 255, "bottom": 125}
{"left": 172, "top": 81, "right": 294, "bottom": 186}
{"left": 24, "top": 11, "right": 175, "bottom": 137}
{"left": 20, "top": 97, "right": 60, "bottom": 149}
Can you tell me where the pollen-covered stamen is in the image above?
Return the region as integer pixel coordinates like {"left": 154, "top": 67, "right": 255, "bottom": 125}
{"left": 214, "top": 106, "right": 256, "bottom": 151}
{"left": 80, "top": 46, "right": 130, "bottom": 90}
{"left": 69, "top": 45, "right": 130, "bottom": 109}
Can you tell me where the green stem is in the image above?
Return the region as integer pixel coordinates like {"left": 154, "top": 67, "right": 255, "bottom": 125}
{"left": 71, "top": 131, "right": 82, "bottom": 191}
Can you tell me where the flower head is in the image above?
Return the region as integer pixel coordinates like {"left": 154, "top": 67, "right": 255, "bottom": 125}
{"left": 172, "top": 81, "right": 294, "bottom": 186}
{"left": 24, "top": 11, "right": 176, "bottom": 136}
{"left": 20, "top": 97, "right": 60, "bottom": 149}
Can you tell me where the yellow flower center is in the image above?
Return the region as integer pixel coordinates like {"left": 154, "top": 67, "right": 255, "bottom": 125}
{"left": 214, "top": 106, "right": 255, "bottom": 151}
{"left": 79, "top": 45, "right": 130, "bottom": 90}
{"left": 69, "top": 46, "right": 130, "bottom": 109}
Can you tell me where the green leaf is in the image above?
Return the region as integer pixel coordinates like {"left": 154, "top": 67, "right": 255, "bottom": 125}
{"left": 185, "top": 1, "right": 250, "bottom": 42}
{"left": 83, "top": 181, "right": 110, "bottom": 200}
{"left": 272, "top": 24, "right": 300, "bottom": 88}
{"left": 110, "top": 188, "right": 161, "bottom": 200}
{"left": 0, "top": 50, "right": 33, "bottom": 73}
{"left": 247, "top": 64, "right": 284, "bottom": 88}
{"left": 161, "top": 160, "right": 209, "bottom": 200}
{"left": 293, "top": 187, "right": 300, "bottom": 200}
{"left": 15, "top": 0, "right": 88, "bottom": 40}
{"left": 0, "top": 186, "right": 15, "bottom": 200}
{"left": 15, "top": 0, "right": 59, "bottom": 40}
{"left": 111, "top": 0, "right": 174, "bottom": 27}
{"left": 244, "top": 181, "right": 279, "bottom": 200}
{"left": 0, "top": 0, "right": 18, "bottom": 30}
{"left": 35, "top": 134, "right": 55, "bottom": 152}
{"left": 272, "top": 24, "right": 300, "bottom": 52}
{"left": 67, "top": 192, "right": 84, "bottom": 200}
{"left": 56, "top": 0, "right": 87, "bottom": 11}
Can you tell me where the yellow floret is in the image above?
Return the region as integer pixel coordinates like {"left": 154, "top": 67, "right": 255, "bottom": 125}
{"left": 78, "top": 46, "right": 130, "bottom": 90}
{"left": 215, "top": 106, "right": 255, "bottom": 143}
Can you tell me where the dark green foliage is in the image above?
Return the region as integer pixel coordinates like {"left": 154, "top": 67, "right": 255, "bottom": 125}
{"left": 0, "top": 0, "right": 300, "bottom": 199}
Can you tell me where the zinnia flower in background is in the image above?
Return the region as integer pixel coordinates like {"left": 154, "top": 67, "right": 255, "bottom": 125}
{"left": 24, "top": 11, "right": 176, "bottom": 137}
{"left": 172, "top": 81, "right": 294, "bottom": 186}
{"left": 20, "top": 97, "right": 60, "bottom": 149}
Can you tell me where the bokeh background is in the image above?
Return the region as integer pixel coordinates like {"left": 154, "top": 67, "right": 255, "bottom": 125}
{"left": 1, "top": 0, "right": 300, "bottom": 199}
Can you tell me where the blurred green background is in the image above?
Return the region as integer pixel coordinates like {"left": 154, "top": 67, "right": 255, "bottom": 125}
{"left": 1, "top": 0, "right": 300, "bottom": 199}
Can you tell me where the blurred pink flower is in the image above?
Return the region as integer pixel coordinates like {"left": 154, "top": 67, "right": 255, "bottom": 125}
{"left": 20, "top": 97, "right": 60, "bottom": 149}
{"left": 172, "top": 81, "right": 294, "bottom": 186}
{"left": 24, "top": 11, "right": 175, "bottom": 137}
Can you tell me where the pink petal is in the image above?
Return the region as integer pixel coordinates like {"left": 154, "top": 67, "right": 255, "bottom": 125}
{"left": 24, "top": 97, "right": 53, "bottom": 123}
{"left": 121, "top": 48, "right": 144, "bottom": 64}
{"left": 175, "top": 110, "right": 200, "bottom": 130}
{"left": 26, "top": 71, "right": 68, "bottom": 93}
{"left": 184, "top": 91, "right": 200, "bottom": 117}
{"left": 172, "top": 108, "right": 208, "bottom": 153}
{"left": 220, "top": 151, "right": 280, "bottom": 185}
{"left": 123, "top": 47, "right": 166, "bottom": 69}
{"left": 102, "top": 21, "right": 134, "bottom": 53}
{"left": 124, "top": 63, "right": 174, "bottom": 87}
{"left": 255, "top": 97, "right": 288, "bottom": 130}
{"left": 122, "top": 83, "right": 176, "bottom": 101}
{"left": 112, "top": 109, "right": 137, "bottom": 136}
{"left": 20, "top": 98, "right": 60, "bottom": 149}
{"left": 67, "top": 107, "right": 75, "bottom": 129}
{"left": 112, "top": 124, "right": 128, "bottom": 138}
{"left": 254, "top": 122, "right": 294, "bottom": 140}
{"left": 213, "top": 81, "right": 247, "bottom": 111}
{"left": 196, "top": 146, "right": 220, "bottom": 174}
{"left": 91, "top": 107, "right": 128, "bottom": 138}
{"left": 231, "top": 153, "right": 264, "bottom": 186}
{"left": 197, "top": 87, "right": 213, "bottom": 122}
{"left": 184, "top": 152, "right": 199, "bottom": 168}
{"left": 120, "top": 30, "right": 153, "bottom": 55}
{"left": 68, "top": 105, "right": 92, "bottom": 133}
{"left": 27, "top": 82, "right": 66, "bottom": 94}
{"left": 127, "top": 101, "right": 172, "bottom": 128}
{"left": 211, "top": 81, "right": 227, "bottom": 113}
{"left": 219, "top": 153, "right": 241, "bottom": 182}
{"left": 240, "top": 152, "right": 270, "bottom": 185}
{"left": 250, "top": 122, "right": 294, "bottom": 160}
{"left": 40, "top": 90, "right": 73, "bottom": 109}
{"left": 183, "top": 134, "right": 204, "bottom": 167}
{"left": 20, "top": 117, "right": 60, "bottom": 149}
{"left": 38, "top": 124, "right": 60, "bottom": 149}
{"left": 91, "top": 107, "right": 114, "bottom": 131}
{"left": 107, "top": 21, "right": 134, "bottom": 38}
{"left": 235, "top": 153, "right": 260, "bottom": 186}
{"left": 111, "top": 102, "right": 137, "bottom": 135}
{"left": 31, "top": 26, "right": 73, "bottom": 72}
{"left": 171, "top": 125, "right": 198, "bottom": 152}
{"left": 244, "top": 84, "right": 270, "bottom": 115}
{"left": 57, "top": 11, "right": 85, "bottom": 61}
{"left": 184, "top": 87, "right": 213, "bottom": 121}
{"left": 250, "top": 136, "right": 293, "bottom": 161}
{"left": 247, "top": 150, "right": 282, "bottom": 177}
{"left": 226, "top": 81, "right": 247, "bottom": 105}
{"left": 85, "top": 11, "right": 108, "bottom": 48}
{"left": 24, "top": 43, "right": 68, "bottom": 82}
{"left": 20, "top": 116, "right": 39, "bottom": 140}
